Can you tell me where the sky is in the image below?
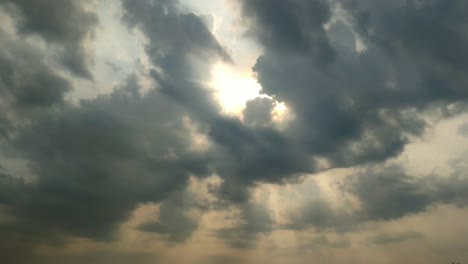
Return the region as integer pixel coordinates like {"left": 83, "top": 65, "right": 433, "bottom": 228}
{"left": 0, "top": 0, "right": 468, "bottom": 263}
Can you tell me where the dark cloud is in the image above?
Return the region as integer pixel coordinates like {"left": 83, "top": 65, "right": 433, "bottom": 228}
{"left": 1, "top": 0, "right": 468, "bottom": 260}
{"left": 208, "top": 117, "right": 313, "bottom": 203}
{"left": 0, "top": 29, "right": 70, "bottom": 109}
{"left": 121, "top": 0, "right": 314, "bottom": 207}
{"left": 122, "top": 0, "right": 230, "bottom": 64}
{"left": 0, "top": 27, "right": 71, "bottom": 144}
{"left": 342, "top": 0, "right": 468, "bottom": 104}
{"left": 0, "top": 76, "right": 214, "bottom": 262}
{"left": 288, "top": 161, "right": 468, "bottom": 232}
{"left": 0, "top": 0, "right": 98, "bottom": 78}
{"left": 347, "top": 165, "right": 432, "bottom": 220}
{"left": 237, "top": 0, "right": 468, "bottom": 174}
{"left": 0, "top": 170, "right": 25, "bottom": 206}
{"left": 0, "top": 0, "right": 237, "bottom": 258}
{"left": 251, "top": 27, "right": 427, "bottom": 167}
{"left": 342, "top": 0, "right": 468, "bottom": 71}
{"left": 116, "top": 0, "right": 468, "bottom": 248}
{"left": 16, "top": 76, "right": 211, "bottom": 236}
{"left": 241, "top": 0, "right": 334, "bottom": 64}
{"left": 351, "top": 162, "right": 468, "bottom": 217}
{"left": 243, "top": 97, "right": 274, "bottom": 127}
{"left": 121, "top": 0, "right": 230, "bottom": 121}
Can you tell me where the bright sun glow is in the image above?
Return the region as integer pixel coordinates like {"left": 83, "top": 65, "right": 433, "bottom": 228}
{"left": 210, "top": 63, "right": 262, "bottom": 115}
{"left": 272, "top": 101, "right": 288, "bottom": 122}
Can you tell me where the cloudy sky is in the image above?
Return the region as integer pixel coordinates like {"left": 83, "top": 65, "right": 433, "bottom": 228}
{"left": 1, "top": 0, "right": 468, "bottom": 263}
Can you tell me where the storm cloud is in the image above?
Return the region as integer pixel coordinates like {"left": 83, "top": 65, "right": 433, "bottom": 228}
{"left": 0, "top": 0, "right": 468, "bottom": 263}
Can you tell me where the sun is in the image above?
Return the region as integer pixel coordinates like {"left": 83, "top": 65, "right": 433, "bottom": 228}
{"left": 210, "top": 63, "right": 262, "bottom": 115}
{"left": 209, "top": 63, "right": 291, "bottom": 124}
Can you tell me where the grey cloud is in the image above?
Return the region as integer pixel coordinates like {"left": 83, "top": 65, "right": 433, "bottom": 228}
{"left": 216, "top": 202, "right": 273, "bottom": 249}
{"left": 241, "top": 0, "right": 334, "bottom": 64}
{"left": 243, "top": 97, "right": 274, "bottom": 127}
{"left": 0, "top": 170, "right": 25, "bottom": 205}
{"left": 347, "top": 165, "right": 432, "bottom": 221}
{"left": 299, "top": 235, "right": 351, "bottom": 251}
{"left": 122, "top": 0, "right": 468, "bottom": 247}
{"left": 349, "top": 163, "right": 468, "bottom": 220}
{"left": 340, "top": 0, "right": 468, "bottom": 104}
{"left": 251, "top": 26, "right": 427, "bottom": 167}
{"left": 0, "top": 27, "right": 71, "bottom": 144}
{"left": 14, "top": 76, "right": 211, "bottom": 238}
{"left": 458, "top": 122, "right": 468, "bottom": 137}
{"left": 122, "top": 0, "right": 229, "bottom": 121}
{"left": 0, "top": 29, "right": 71, "bottom": 109}
{"left": 32, "top": 251, "right": 162, "bottom": 264}
{"left": 427, "top": 161, "right": 468, "bottom": 206}
{"left": 287, "top": 160, "right": 468, "bottom": 232}
{"left": 2, "top": 0, "right": 468, "bottom": 259}
{"left": 286, "top": 198, "right": 356, "bottom": 232}
{"left": 105, "top": 61, "right": 122, "bottom": 73}
{"left": 139, "top": 208, "right": 198, "bottom": 243}
{"left": 239, "top": 0, "right": 468, "bottom": 175}
{"left": 138, "top": 191, "right": 202, "bottom": 243}
{"left": 369, "top": 231, "right": 424, "bottom": 245}
{"left": 122, "top": 0, "right": 229, "bottom": 60}
{"left": 0, "top": 0, "right": 232, "bottom": 258}
{"left": 200, "top": 255, "right": 242, "bottom": 264}
{"left": 299, "top": 200, "right": 337, "bottom": 228}
{"left": 343, "top": 0, "right": 468, "bottom": 70}
{"left": 0, "top": 0, "right": 98, "bottom": 78}
{"left": 123, "top": 0, "right": 315, "bottom": 207}
{"left": 208, "top": 117, "right": 312, "bottom": 202}
{"left": 0, "top": 76, "right": 213, "bottom": 262}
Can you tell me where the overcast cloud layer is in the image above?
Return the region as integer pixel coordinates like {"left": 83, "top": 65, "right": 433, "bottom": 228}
{"left": 0, "top": 0, "right": 468, "bottom": 263}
